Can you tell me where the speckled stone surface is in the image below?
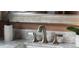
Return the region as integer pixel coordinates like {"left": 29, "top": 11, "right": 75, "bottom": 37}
{"left": 0, "top": 39, "right": 76, "bottom": 48}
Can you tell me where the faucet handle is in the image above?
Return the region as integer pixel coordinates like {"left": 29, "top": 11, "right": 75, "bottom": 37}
{"left": 52, "top": 34, "right": 59, "bottom": 44}
{"left": 37, "top": 25, "right": 45, "bottom": 32}
{"left": 33, "top": 32, "right": 39, "bottom": 42}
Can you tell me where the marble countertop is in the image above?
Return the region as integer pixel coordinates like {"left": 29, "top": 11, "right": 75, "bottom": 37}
{"left": 0, "top": 39, "right": 76, "bottom": 48}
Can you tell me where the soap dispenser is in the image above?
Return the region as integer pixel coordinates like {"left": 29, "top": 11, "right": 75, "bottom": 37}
{"left": 4, "top": 11, "right": 13, "bottom": 42}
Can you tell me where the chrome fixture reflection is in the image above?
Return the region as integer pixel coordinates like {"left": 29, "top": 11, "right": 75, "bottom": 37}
{"left": 33, "top": 25, "right": 48, "bottom": 43}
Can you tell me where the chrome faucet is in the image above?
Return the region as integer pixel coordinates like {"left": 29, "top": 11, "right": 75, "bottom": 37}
{"left": 33, "top": 25, "right": 48, "bottom": 43}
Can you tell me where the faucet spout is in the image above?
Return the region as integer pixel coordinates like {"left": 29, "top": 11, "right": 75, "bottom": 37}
{"left": 33, "top": 25, "right": 48, "bottom": 43}
{"left": 37, "top": 25, "right": 48, "bottom": 43}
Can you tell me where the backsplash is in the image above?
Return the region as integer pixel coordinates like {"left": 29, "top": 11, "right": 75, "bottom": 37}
{"left": 14, "top": 29, "right": 76, "bottom": 43}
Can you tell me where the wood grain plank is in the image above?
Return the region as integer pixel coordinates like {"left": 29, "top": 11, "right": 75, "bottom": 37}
{"left": 11, "top": 22, "right": 79, "bottom": 32}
